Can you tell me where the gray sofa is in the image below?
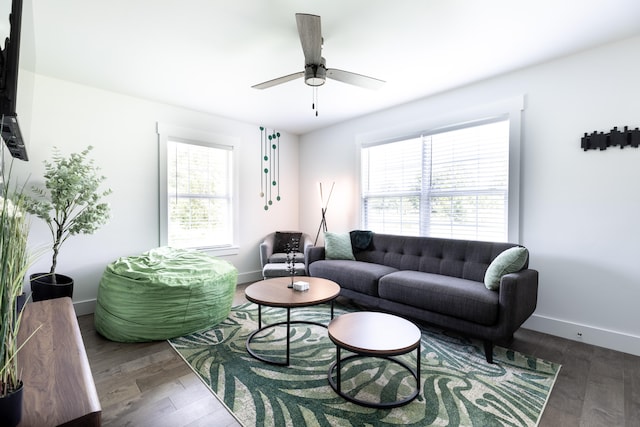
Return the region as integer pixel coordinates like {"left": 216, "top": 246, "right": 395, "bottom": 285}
{"left": 307, "top": 232, "right": 538, "bottom": 363}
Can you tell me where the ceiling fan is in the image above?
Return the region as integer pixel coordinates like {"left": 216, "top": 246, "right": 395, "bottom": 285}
{"left": 252, "top": 13, "right": 385, "bottom": 92}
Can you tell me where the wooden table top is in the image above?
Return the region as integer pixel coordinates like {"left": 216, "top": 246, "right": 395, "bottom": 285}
{"left": 18, "top": 297, "right": 101, "bottom": 427}
{"left": 245, "top": 276, "right": 340, "bottom": 307}
{"left": 328, "top": 312, "right": 421, "bottom": 355}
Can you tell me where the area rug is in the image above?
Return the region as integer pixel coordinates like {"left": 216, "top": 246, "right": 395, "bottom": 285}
{"left": 169, "top": 303, "right": 560, "bottom": 427}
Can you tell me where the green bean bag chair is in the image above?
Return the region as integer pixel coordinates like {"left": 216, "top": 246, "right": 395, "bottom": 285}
{"left": 95, "top": 246, "right": 237, "bottom": 342}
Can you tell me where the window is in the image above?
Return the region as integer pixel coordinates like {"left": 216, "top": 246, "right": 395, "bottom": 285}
{"left": 158, "top": 123, "right": 238, "bottom": 254}
{"left": 361, "top": 117, "right": 515, "bottom": 242}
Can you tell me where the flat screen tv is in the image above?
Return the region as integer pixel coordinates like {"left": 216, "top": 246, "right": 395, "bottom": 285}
{"left": 0, "top": 0, "right": 26, "bottom": 161}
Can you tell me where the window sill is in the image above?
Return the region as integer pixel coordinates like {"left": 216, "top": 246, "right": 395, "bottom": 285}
{"left": 198, "top": 246, "right": 240, "bottom": 257}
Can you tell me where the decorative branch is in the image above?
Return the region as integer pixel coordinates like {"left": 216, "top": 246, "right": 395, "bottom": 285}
{"left": 285, "top": 237, "right": 300, "bottom": 288}
{"left": 314, "top": 182, "right": 334, "bottom": 246}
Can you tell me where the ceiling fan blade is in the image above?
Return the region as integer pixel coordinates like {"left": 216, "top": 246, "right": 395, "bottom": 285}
{"left": 326, "top": 69, "right": 385, "bottom": 90}
{"left": 252, "top": 71, "right": 304, "bottom": 90}
{"left": 296, "top": 13, "right": 322, "bottom": 65}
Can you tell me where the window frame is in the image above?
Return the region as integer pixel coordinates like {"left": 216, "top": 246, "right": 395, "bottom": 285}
{"left": 157, "top": 122, "right": 240, "bottom": 256}
{"left": 357, "top": 96, "right": 523, "bottom": 243}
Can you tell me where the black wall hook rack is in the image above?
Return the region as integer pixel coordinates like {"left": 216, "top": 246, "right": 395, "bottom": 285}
{"left": 581, "top": 126, "right": 640, "bottom": 151}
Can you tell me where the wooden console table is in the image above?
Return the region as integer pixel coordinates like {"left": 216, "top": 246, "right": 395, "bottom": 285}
{"left": 17, "top": 297, "right": 101, "bottom": 426}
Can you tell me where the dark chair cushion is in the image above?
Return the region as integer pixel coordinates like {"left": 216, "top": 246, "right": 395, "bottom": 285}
{"left": 268, "top": 252, "right": 304, "bottom": 264}
{"left": 262, "top": 263, "right": 306, "bottom": 278}
{"left": 273, "top": 232, "right": 302, "bottom": 253}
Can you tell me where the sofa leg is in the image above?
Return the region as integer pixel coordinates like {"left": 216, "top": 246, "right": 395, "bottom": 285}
{"left": 483, "top": 340, "right": 494, "bottom": 364}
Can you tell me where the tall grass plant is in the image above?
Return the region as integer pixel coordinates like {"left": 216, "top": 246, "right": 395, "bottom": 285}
{"left": 0, "top": 161, "right": 32, "bottom": 396}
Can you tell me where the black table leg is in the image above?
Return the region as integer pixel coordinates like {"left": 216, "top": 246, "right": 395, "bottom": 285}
{"left": 328, "top": 344, "right": 421, "bottom": 408}
{"left": 246, "top": 303, "right": 333, "bottom": 366}
{"left": 416, "top": 341, "right": 421, "bottom": 387}
{"left": 336, "top": 346, "right": 341, "bottom": 393}
{"left": 286, "top": 307, "right": 290, "bottom": 366}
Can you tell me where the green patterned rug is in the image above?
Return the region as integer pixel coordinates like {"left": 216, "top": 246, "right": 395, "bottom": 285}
{"left": 169, "top": 303, "right": 560, "bottom": 427}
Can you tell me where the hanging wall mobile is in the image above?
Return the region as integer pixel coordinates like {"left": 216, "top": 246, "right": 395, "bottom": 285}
{"left": 259, "top": 127, "right": 281, "bottom": 210}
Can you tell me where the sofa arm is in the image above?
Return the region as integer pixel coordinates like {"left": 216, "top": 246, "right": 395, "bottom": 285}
{"left": 305, "top": 246, "right": 325, "bottom": 267}
{"left": 498, "top": 268, "right": 539, "bottom": 335}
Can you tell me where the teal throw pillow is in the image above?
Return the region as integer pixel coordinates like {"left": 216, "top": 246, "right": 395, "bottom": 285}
{"left": 324, "top": 232, "right": 355, "bottom": 260}
{"left": 484, "top": 246, "right": 528, "bottom": 291}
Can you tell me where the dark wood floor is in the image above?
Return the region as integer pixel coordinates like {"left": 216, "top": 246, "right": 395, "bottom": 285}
{"left": 78, "top": 282, "right": 640, "bottom": 426}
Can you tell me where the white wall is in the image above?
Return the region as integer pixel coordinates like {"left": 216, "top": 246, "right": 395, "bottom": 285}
{"left": 11, "top": 73, "right": 301, "bottom": 315}
{"left": 298, "top": 35, "right": 640, "bottom": 356}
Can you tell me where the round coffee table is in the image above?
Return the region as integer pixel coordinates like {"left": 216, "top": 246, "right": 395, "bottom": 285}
{"left": 244, "top": 276, "right": 340, "bottom": 366}
{"left": 327, "top": 311, "right": 422, "bottom": 408}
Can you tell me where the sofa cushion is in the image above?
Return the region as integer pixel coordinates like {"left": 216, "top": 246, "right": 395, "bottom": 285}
{"left": 308, "top": 260, "right": 397, "bottom": 297}
{"left": 378, "top": 271, "right": 499, "bottom": 326}
{"left": 324, "top": 232, "right": 356, "bottom": 260}
{"left": 484, "top": 246, "right": 529, "bottom": 290}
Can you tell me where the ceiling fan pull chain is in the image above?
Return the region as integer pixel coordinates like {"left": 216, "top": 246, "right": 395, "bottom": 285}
{"left": 313, "top": 87, "right": 319, "bottom": 117}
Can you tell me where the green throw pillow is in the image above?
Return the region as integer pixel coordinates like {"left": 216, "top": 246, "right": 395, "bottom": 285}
{"left": 324, "top": 232, "right": 355, "bottom": 260}
{"left": 484, "top": 246, "right": 528, "bottom": 291}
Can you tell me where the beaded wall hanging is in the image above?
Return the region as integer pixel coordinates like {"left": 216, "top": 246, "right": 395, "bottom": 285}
{"left": 259, "top": 127, "right": 281, "bottom": 210}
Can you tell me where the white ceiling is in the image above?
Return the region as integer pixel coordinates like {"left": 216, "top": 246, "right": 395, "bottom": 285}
{"left": 19, "top": 0, "right": 640, "bottom": 135}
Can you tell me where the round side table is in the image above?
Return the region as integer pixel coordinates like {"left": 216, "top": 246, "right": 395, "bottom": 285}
{"left": 244, "top": 276, "right": 340, "bottom": 366}
{"left": 327, "top": 311, "right": 421, "bottom": 408}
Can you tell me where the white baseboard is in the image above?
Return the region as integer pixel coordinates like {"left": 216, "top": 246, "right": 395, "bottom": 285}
{"left": 73, "top": 298, "right": 97, "bottom": 316}
{"left": 238, "top": 270, "right": 263, "bottom": 284}
{"left": 523, "top": 313, "right": 640, "bottom": 357}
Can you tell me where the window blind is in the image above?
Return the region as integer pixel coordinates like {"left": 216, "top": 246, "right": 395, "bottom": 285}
{"left": 361, "top": 137, "right": 422, "bottom": 235}
{"left": 167, "top": 140, "right": 233, "bottom": 248}
{"left": 362, "top": 118, "right": 509, "bottom": 242}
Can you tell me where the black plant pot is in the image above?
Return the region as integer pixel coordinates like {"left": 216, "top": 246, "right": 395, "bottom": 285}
{"left": 30, "top": 273, "right": 74, "bottom": 302}
{"left": 0, "top": 381, "right": 23, "bottom": 427}
{"left": 16, "top": 292, "right": 27, "bottom": 314}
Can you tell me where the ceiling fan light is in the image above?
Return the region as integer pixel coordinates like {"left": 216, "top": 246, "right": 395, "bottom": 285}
{"left": 305, "top": 77, "right": 325, "bottom": 86}
{"left": 305, "top": 64, "right": 326, "bottom": 87}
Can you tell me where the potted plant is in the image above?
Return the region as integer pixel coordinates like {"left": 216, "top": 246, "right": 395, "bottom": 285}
{"left": 0, "top": 162, "right": 38, "bottom": 426}
{"left": 27, "top": 146, "right": 111, "bottom": 301}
